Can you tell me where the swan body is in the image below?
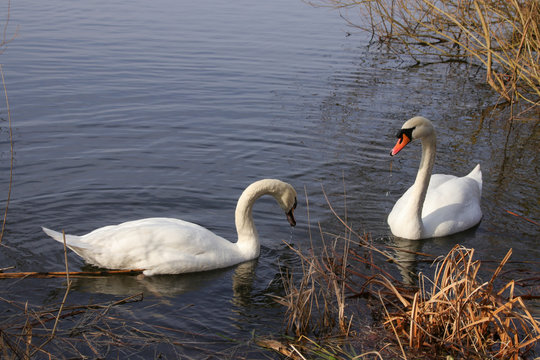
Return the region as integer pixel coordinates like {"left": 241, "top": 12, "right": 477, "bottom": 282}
{"left": 42, "top": 179, "right": 297, "bottom": 275}
{"left": 387, "top": 116, "right": 482, "bottom": 240}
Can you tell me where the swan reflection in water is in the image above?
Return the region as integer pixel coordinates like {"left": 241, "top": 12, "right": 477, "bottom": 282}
{"left": 390, "top": 225, "right": 481, "bottom": 285}
{"left": 70, "top": 260, "right": 258, "bottom": 301}
{"left": 391, "top": 237, "right": 423, "bottom": 285}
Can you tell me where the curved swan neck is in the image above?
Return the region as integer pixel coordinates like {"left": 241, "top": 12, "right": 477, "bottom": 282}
{"left": 234, "top": 180, "right": 281, "bottom": 254}
{"left": 410, "top": 133, "right": 436, "bottom": 226}
{"left": 235, "top": 191, "right": 259, "bottom": 244}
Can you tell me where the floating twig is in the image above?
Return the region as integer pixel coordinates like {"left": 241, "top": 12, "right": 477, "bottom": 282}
{"left": 0, "top": 269, "right": 144, "bottom": 279}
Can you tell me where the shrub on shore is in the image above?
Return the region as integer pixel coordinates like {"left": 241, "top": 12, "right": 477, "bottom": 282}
{"left": 312, "top": 0, "right": 540, "bottom": 112}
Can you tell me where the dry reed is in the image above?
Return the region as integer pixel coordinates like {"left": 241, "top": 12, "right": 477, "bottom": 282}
{"left": 271, "top": 185, "right": 396, "bottom": 339}
{"left": 269, "top": 186, "right": 539, "bottom": 359}
{"left": 267, "top": 187, "right": 410, "bottom": 358}
{"left": 272, "top": 216, "right": 354, "bottom": 337}
{"left": 0, "top": 0, "right": 16, "bottom": 246}
{"left": 382, "top": 245, "right": 540, "bottom": 359}
{"left": 312, "top": 0, "right": 540, "bottom": 111}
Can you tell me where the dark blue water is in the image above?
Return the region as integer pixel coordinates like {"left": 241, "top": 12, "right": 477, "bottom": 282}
{"left": 0, "top": 0, "right": 538, "bottom": 357}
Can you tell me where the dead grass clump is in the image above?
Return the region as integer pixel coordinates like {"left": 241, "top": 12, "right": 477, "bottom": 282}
{"left": 273, "top": 232, "right": 353, "bottom": 338}
{"left": 269, "top": 187, "right": 539, "bottom": 359}
{"left": 266, "top": 236, "right": 403, "bottom": 359}
{"left": 384, "top": 245, "right": 540, "bottom": 359}
{"left": 0, "top": 293, "right": 145, "bottom": 359}
{"left": 265, "top": 187, "right": 410, "bottom": 359}
{"left": 314, "top": 0, "right": 540, "bottom": 110}
{"left": 271, "top": 185, "right": 398, "bottom": 339}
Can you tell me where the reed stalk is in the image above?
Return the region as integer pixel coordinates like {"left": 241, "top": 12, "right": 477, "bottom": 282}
{"left": 382, "top": 245, "right": 540, "bottom": 359}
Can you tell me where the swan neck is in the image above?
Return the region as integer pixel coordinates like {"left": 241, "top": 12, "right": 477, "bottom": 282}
{"left": 235, "top": 191, "right": 259, "bottom": 243}
{"left": 411, "top": 134, "right": 436, "bottom": 225}
{"left": 234, "top": 182, "right": 275, "bottom": 255}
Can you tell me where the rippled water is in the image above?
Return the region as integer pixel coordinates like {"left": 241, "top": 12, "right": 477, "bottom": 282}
{"left": 0, "top": 0, "right": 538, "bottom": 357}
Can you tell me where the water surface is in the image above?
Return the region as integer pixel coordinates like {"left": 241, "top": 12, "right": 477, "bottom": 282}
{"left": 0, "top": 0, "right": 538, "bottom": 357}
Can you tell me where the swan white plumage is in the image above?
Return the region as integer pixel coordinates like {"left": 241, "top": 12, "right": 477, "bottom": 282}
{"left": 387, "top": 116, "right": 482, "bottom": 240}
{"left": 42, "top": 179, "right": 297, "bottom": 275}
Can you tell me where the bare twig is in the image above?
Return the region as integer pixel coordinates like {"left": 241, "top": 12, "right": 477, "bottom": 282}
{"left": 31, "top": 231, "right": 73, "bottom": 356}
{"left": 0, "top": 269, "right": 144, "bottom": 279}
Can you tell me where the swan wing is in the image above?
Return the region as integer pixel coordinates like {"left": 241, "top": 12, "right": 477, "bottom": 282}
{"left": 422, "top": 168, "right": 482, "bottom": 237}
{"left": 388, "top": 166, "right": 482, "bottom": 239}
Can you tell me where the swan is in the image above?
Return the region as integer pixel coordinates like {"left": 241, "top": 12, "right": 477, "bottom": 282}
{"left": 387, "top": 116, "right": 482, "bottom": 240}
{"left": 42, "top": 179, "right": 297, "bottom": 275}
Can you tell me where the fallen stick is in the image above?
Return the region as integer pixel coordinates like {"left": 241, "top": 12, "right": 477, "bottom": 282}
{"left": 0, "top": 269, "right": 144, "bottom": 279}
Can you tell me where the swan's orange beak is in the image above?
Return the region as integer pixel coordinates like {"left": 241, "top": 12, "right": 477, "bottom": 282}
{"left": 391, "top": 133, "right": 411, "bottom": 156}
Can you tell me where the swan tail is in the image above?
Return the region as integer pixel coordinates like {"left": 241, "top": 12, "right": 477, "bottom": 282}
{"left": 42, "top": 227, "right": 88, "bottom": 250}
{"left": 467, "top": 164, "right": 482, "bottom": 193}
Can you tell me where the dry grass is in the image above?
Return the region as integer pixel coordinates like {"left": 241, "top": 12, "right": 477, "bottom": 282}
{"left": 0, "top": 292, "right": 146, "bottom": 359}
{"left": 269, "top": 187, "right": 539, "bottom": 359}
{"left": 275, "top": 232, "right": 353, "bottom": 337}
{"left": 383, "top": 245, "right": 540, "bottom": 359}
{"left": 267, "top": 187, "right": 413, "bottom": 358}
{"left": 311, "top": 0, "right": 540, "bottom": 111}
{"left": 271, "top": 187, "right": 357, "bottom": 338}
{"left": 272, "top": 240, "right": 540, "bottom": 359}
{"left": 271, "top": 185, "right": 407, "bottom": 339}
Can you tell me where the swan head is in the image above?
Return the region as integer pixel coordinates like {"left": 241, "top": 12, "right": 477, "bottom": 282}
{"left": 276, "top": 182, "right": 298, "bottom": 227}
{"left": 264, "top": 179, "right": 297, "bottom": 227}
{"left": 391, "top": 116, "right": 434, "bottom": 156}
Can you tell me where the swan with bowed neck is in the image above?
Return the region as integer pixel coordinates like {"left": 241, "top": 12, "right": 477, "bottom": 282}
{"left": 387, "top": 116, "right": 482, "bottom": 240}
{"left": 42, "top": 179, "right": 297, "bottom": 276}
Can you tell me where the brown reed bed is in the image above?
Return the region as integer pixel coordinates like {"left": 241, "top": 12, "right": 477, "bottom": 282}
{"left": 382, "top": 245, "right": 540, "bottom": 359}
{"left": 271, "top": 228, "right": 354, "bottom": 338}
{"left": 311, "top": 0, "right": 540, "bottom": 113}
{"left": 270, "top": 241, "right": 540, "bottom": 359}
{"left": 267, "top": 189, "right": 540, "bottom": 359}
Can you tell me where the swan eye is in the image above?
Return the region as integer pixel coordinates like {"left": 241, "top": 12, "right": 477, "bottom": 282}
{"left": 396, "top": 127, "right": 414, "bottom": 142}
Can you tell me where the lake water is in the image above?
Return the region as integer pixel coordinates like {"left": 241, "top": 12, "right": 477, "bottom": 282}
{"left": 0, "top": 0, "right": 538, "bottom": 357}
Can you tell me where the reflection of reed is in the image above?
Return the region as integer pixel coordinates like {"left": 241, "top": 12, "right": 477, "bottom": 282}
{"left": 390, "top": 223, "right": 482, "bottom": 285}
